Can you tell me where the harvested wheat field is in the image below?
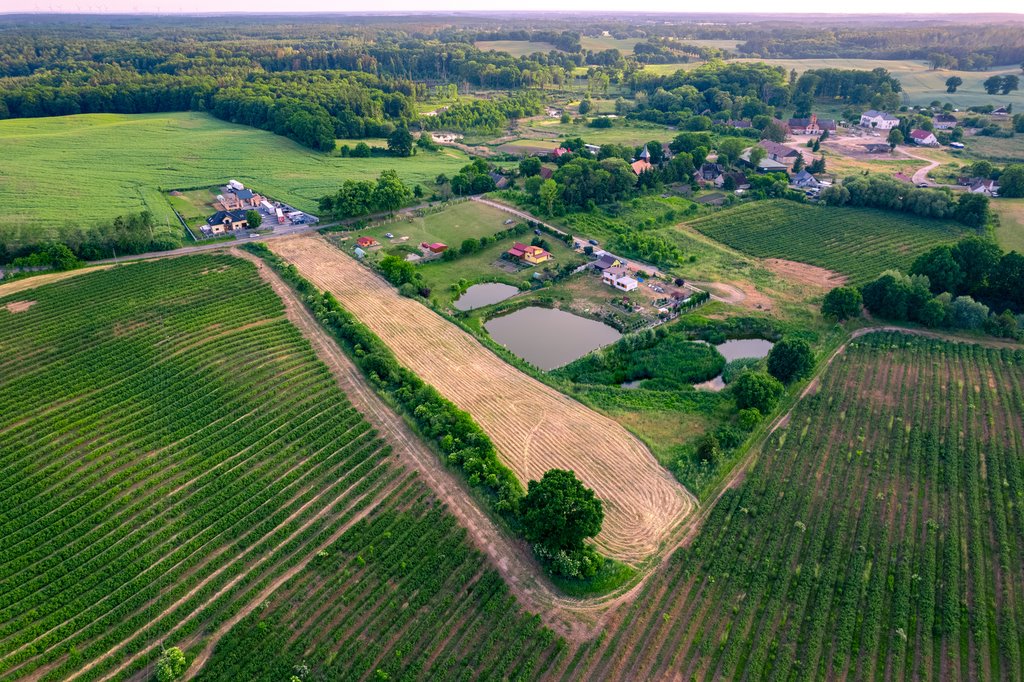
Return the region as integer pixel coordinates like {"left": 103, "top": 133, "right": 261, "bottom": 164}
{"left": 270, "top": 235, "right": 696, "bottom": 563}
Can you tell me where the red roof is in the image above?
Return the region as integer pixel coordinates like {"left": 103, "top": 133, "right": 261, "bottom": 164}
{"left": 420, "top": 241, "right": 447, "bottom": 253}
{"left": 356, "top": 236, "right": 377, "bottom": 247}
{"left": 552, "top": 147, "right": 570, "bottom": 158}
{"left": 909, "top": 129, "right": 934, "bottom": 141}
{"left": 631, "top": 159, "right": 653, "bottom": 175}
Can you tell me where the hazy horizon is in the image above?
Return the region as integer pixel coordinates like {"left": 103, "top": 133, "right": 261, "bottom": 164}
{"left": 3, "top": 3, "right": 1024, "bottom": 17}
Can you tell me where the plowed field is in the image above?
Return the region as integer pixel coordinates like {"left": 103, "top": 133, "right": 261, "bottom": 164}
{"left": 269, "top": 235, "right": 696, "bottom": 564}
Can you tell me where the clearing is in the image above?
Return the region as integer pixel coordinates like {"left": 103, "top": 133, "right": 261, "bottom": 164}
{"left": 268, "top": 234, "right": 696, "bottom": 564}
{"left": 0, "top": 112, "right": 469, "bottom": 242}
{"left": 686, "top": 199, "right": 968, "bottom": 285}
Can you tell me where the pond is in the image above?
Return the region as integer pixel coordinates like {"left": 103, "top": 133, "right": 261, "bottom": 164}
{"left": 485, "top": 307, "right": 622, "bottom": 371}
{"left": 695, "top": 338, "right": 775, "bottom": 392}
{"left": 453, "top": 282, "right": 519, "bottom": 311}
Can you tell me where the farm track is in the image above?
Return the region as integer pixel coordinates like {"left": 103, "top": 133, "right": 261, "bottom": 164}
{"left": 268, "top": 234, "right": 697, "bottom": 565}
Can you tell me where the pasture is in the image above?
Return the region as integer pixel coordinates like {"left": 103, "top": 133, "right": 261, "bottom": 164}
{"left": 993, "top": 198, "right": 1024, "bottom": 253}
{"left": 475, "top": 40, "right": 558, "bottom": 56}
{"left": 686, "top": 200, "right": 968, "bottom": 285}
{"left": 551, "top": 332, "right": 1024, "bottom": 680}
{"left": 0, "top": 112, "right": 469, "bottom": 241}
{"left": 268, "top": 234, "right": 696, "bottom": 564}
{"left": 579, "top": 36, "right": 641, "bottom": 54}
{"left": 348, "top": 200, "right": 514, "bottom": 257}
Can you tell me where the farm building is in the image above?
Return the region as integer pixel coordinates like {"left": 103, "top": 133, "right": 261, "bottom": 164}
{"left": 602, "top": 267, "right": 638, "bottom": 292}
{"left": 228, "top": 179, "right": 244, "bottom": 191}
{"left": 758, "top": 140, "right": 801, "bottom": 164}
{"left": 859, "top": 110, "right": 900, "bottom": 130}
{"left": 356, "top": 236, "right": 379, "bottom": 248}
{"left": 487, "top": 172, "right": 510, "bottom": 189}
{"left": 206, "top": 210, "right": 248, "bottom": 234}
{"left": 584, "top": 144, "right": 601, "bottom": 155}
{"left": 420, "top": 242, "right": 448, "bottom": 254}
{"left": 909, "top": 129, "right": 938, "bottom": 146}
{"left": 507, "top": 242, "right": 552, "bottom": 265}
{"left": 717, "top": 171, "right": 750, "bottom": 190}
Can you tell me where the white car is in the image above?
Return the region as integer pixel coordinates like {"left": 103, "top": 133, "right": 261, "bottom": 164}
{"left": 385, "top": 233, "right": 394, "bottom": 239}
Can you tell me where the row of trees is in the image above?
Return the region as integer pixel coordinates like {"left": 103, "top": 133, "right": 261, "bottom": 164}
{"left": 316, "top": 171, "right": 413, "bottom": 220}
{"left": 821, "top": 176, "right": 989, "bottom": 228}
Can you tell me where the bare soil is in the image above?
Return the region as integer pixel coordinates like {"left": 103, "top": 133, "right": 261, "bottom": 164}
{"left": 763, "top": 258, "right": 849, "bottom": 289}
{"left": 4, "top": 300, "right": 36, "bottom": 313}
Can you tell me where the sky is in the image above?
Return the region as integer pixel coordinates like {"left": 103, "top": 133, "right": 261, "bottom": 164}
{"left": 3, "top": 0, "right": 1024, "bottom": 14}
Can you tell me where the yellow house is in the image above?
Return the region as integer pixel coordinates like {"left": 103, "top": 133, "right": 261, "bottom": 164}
{"left": 508, "top": 242, "right": 552, "bottom": 265}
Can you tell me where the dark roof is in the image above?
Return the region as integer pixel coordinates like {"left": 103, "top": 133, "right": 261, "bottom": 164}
{"left": 207, "top": 210, "right": 247, "bottom": 224}
{"left": 593, "top": 254, "right": 621, "bottom": 269}
{"left": 934, "top": 113, "right": 957, "bottom": 123}
{"left": 539, "top": 166, "right": 553, "bottom": 179}
{"left": 697, "top": 162, "right": 724, "bottom": 180}
{"left": 723, "top": 171, "right": 749, "bottom": 187}
{"left": 235, "top": 189, "right": 255, "bottom": 200}
{"left": 759, "top": 140, "right": 799, "bottom": 159}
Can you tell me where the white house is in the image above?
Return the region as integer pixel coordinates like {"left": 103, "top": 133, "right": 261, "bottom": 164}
{"left": 969, "top": 179, "right": 999, "bottom": 196}
{"left": 601, "top": 266, "right": 638, "bottom": 292}
{"left": 909, "top": 129, "right": 938, "bottom": 146}
{"left": 933, "top": 113, "right": 958, "bottom": 130}
{"left": 859, "top": 110, "right": 900, "bottom": 130}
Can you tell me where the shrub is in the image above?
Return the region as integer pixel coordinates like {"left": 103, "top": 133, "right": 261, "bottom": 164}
{"left": 767, "top": 338, "right": 815, "bottom": 384}
{"left": 821, "top": 286, "right": 862, "bottom": 321}
{"left": 732, "top": 371, "right": 784, "bottom": 413}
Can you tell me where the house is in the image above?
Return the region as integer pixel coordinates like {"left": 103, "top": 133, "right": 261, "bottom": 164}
{"left": 552, "top": 147, "right": 570, "bottom": 159}
{"left": 235, "top": 189, "right": 262, "bottom": 208}
{"left": 933, "top": 113, "right": 958, "bottom": 130}
{"left": 759, "top": 140, "right": 801, "bottom": 164}
{"left": 738, "top": 149, "right": 788, "bottom": 173}
{"left": 716, "top": 171, "right": 750, "bottom": 190}
{"left": 591, "top": 253, "right": 623, "bottom": 271}
{"left": 539, "top": 166, "right": 553, "bottom": 180}
{"left": 727, "top": 119, "right": 752, "bottom": 129}
{"left": 206, "top": 210, "right": 248, "bottom": 234}
{"left": 602, "top": 267, "right": 638, "bottom": 292}
{"left": 356, "top": 236, "right": 379, "bottom": 249}
{"left": 791, "top": 169, "right": 822, "bottom": 189}
{"left": 508, "top": 242, "right": 551, "bottom": 265}
{"left": 584, "top": 143, "right": 601, "bottom": 155}
{"left": 787, "top": 114, "right": 835, "bottom": 135}
{"left": 631, "top": 159, "right": 653, "bottom": 176}
{"left": 859, "top": 110, "right": 900, "bottom": 130}
{"left": 353, "top": 247, "right": 366, "bottom": 259}
{"left": 431, "top": 132, "right": 462, "bottom": 144}
{"left": 488, "top": 172, "right": 510, "bottom": 189}
{"left": 695, "top": 162, "right": 725, "bottom": 183}
{"left": 969, "top": 179, "right": 999, "bottom": 196}
{"left": 420, "top": 241, "right": 448, "bottom": 254}
{"left": 992, "top": 106, "right": 1010, "bottom": 118}
{"left": 863, "top": 143, "right": 893, "bottom": 154}
{"left": 909, "top": 129, "right": 938, "bottom": 146}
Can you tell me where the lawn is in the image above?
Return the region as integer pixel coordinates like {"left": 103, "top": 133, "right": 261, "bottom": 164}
{"left": 0, "top": 112, "right": 470, "bottom": 243}
{"left": 164, "top": 187, "right": 221, "bottom": 228}
{"left": 686, "top": 199, "right": 968, "bottom": 285}
{"left": 993, "top": 198, "right": 1024, "bottom": 253}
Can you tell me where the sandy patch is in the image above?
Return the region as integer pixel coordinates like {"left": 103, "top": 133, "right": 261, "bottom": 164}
{"left": 763, "top": 258, "right": 848, "bottom": 289}
{"left": 4, "top": 300, "right": 37, "bottom": 313}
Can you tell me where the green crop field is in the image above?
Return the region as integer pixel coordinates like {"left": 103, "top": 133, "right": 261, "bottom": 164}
{"left": 548, "top": 332, "right": 1024, "bottom": 680}
{"left": 687, "top": 200, "right": 968, "bottom": 284}
{"left": 0, "top": 112, "right": 470, "bottom": 242}
{"left": 523, "top": 118, "right": 676, "bottom": 146}
{"left": 0, "top": 254, "right": 558, "bottom": 681}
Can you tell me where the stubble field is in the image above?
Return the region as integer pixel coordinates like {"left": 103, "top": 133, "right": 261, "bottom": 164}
{"left": 268, "top": 234, "right": 696, "bottom": 564}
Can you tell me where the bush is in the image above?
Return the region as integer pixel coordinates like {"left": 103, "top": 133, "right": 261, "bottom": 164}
{"left": 766, "top": 338, "right": 815, "bottom": 384}
{"left": 821, "top": 286, "right": 862, "bottom": 321}
{"left": 156, "top": 647, "right": 187, "bottom": 682}
{"left": 732, "top": 371, "right": 784, "bottom": 413}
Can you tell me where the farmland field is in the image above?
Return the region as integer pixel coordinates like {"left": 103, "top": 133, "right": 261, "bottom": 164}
{"left": 475, "top": 40, "right": 559, "bottom": 56}
{"left": 579, "top": 36, "right": 641, "bottom": 54}
{"left": 0, "top": 112, "right": 469, "bottom": 242}
{"left": 687, "top": 200, "right": 968, "bottom": 285}
{"left": 993, "top": 199, "right": 1024, "bottom": 254}
{"left": 0, "top": 253, "right": 560, "bottom": 681}
{"left": 268, "top": 234, "right": 696, "bottom": 564}
{"left": 547, "top": 332, "right": 1024, "bottom": 680}
{"left": 347, "top": 200, "right": 515, "bottom": 257}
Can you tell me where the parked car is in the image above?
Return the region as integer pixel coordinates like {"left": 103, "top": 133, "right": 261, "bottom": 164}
{"left": 588, "top": 239, "right": 599, "bottom": 246}
{"left": 385, "top": 232, "right": 394, "bottom": 238}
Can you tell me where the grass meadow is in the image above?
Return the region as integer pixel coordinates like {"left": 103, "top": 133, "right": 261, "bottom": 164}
{"left": 0, "top": 112, "right": 470, "bottom": 241}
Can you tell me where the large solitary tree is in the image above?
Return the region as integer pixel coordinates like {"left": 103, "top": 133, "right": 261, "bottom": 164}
{"left": 945, "top": 76, "right": 963, "bottom": 93}
{"left": 518, "top": 469, "right": 603, "bottom": 553}
{"left": 767, "top": 338, "right": 815, "bottom": 384}
{"left": 387, "top": 126, "right": 414, "bottom": 157}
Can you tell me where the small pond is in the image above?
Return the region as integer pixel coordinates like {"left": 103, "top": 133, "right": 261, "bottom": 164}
{"left": 695, "top": 338, "right": 775, "bottom": 392}
{"left": 485, "top": 307, "right": 622, "bottom": 371}
{"left": 453, "top": 282, "right": 519, "bottom": 311}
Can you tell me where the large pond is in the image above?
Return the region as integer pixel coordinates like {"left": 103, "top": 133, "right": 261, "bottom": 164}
{"left": 485, "top": 307, "right": 621, "bottom": 370}
{"left": 695, "top": 338, "right": 775, "bottom": 392}
{"left": 453, "top": 282, "right": 519, "bottom": 311}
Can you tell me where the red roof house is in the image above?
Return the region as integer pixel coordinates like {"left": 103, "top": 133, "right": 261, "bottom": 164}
{"left": 356, "top": 236, "right": 378, "bottom": 248}
{"left": 552, "top": 147, "right": 570, "bottom": 158}
{"left": 420, "top": 242, "right": 448, "bottom": 253}
{"left": 631, "top": 159, "right": 653, "bottom": 175}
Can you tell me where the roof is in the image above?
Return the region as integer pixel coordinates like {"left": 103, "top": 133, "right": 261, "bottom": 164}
{"left": 727, "top": 119, "right": 751, "bottom": 128}
{"left": 934, "top": 113, "right": 957, "bottom": 122}
{"left": 539, "top": 166, "right": 553, "bottom": 179}
{"left": 603, "top": 266, "right": 629, "bottom": 278}
{"left": 631, "top": 159, "right": 653, "bottom": 175}
{"left": 593, "top": 254, "right": 621, "bottom": 269}
{"left": 759, "top": 140, "right": 799, "bottom": 158}
{"left": 971, "top": 179, "right": 998, "bottom": 190}
{"left": 207, "top": 210, "right": 247, "bottom": 224}
{"left": 638, "top": 145, "right": 651, "bottom": 160}
{"left": 909, "top": 129, "right": 935, "bottom": 141}
{"left": 552, "top": 147, "right": 570, "bottom": 157}
{"left": 356, "top": 236, "right": 378, "bottom": 246}
{"left": 509, "top": 242, "right": 550, "bottom": 258}
{"left": 235, "top": 189, "right": 255, "bottom": 200}
{"left": 792, "top": 169, "right": 820, "bottom": 185}
{"left": 723, "top": 171, "right": 749, "bottom": 187}
{"left": 863, "top": 143, "right": 892, "bottom": 153}
{"left": 862, "top": 110, "right": 899, "bottom": 121}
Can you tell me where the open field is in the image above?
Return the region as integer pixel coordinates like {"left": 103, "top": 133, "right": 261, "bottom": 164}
{"left": 0, "top": 112, "right": 469, "bottom": 241}
{"left": 348, "top": 200, "right": 514, "bottom": 256}
{"left": 579, "top": 36, "right": 641, "bottom": 54}
{"left": 475, "top": 40, "right": 558, "bottom": 56}
{"left": 993, "top": 199, "right": 1024, "bottom": 253}
{"left": 0, "top": 255, "right": 414, "bottom": 680}
{"left": 547, "top": 332, "right": 1024, "bottom": 680}
{"left": 268, "top": 234, "right": 696, "bottom": 564}
{"left": 687, "top": 200, "right": 968, "bottom": 285}
{"left": 0, "top": 253, "right": 564, "bottom": 681}
{"left": 520, "top": 119, "right": 676, "bottom": 147}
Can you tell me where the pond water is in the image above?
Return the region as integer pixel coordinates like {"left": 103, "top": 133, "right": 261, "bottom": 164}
{"left": 485, "top": 307, "right": 621, "bottom": 371}
{"left": 695, "top": 338, "right": 775, "bottom": 392}
{"left": 453, "top": 282, "right": 519, "bottom": 311}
